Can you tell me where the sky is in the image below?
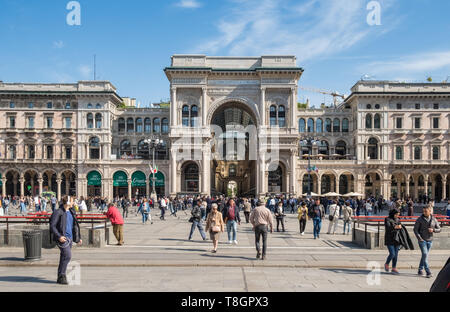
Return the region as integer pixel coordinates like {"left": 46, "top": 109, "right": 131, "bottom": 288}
{"left": 1, "top": 0, "right": 450, "bottom": 107}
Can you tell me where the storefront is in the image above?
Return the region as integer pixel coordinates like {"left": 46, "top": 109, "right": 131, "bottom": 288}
{"left": 113, "top": 171, "right": 128, "bottom": 198}
{"left": 132, "top": 171, "right": 147, "bottom": 198}
{"left": 149, "top": 172, "right": 165, "bottom": 196}
{"left": 87, "top": 171, "right": 102, "bottom": 197}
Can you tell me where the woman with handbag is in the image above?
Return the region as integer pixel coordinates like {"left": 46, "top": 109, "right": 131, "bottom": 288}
{"left": 205, "top": 203, "right": 224, "bottom": 253}
{"left": 297, "top": 203, "right": 308, "bottom": 235}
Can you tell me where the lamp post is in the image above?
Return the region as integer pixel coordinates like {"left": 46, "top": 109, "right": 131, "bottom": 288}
{"left": 300, "top": 137, "right": 320, "bottom": 198}
{"left": 144, "top": 137, "right": 164, "bottom": 200}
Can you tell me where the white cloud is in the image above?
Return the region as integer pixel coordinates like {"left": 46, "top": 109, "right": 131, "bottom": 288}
{"left": 53, "top": 40, "right": 65, "bottom": 49}
{"left": 79, "top": 65, "right": 92, "bottom": 79}
{"left": 176, "top": 0, "right": 202, "bottom": 8}
{"left": 195, "top": 0, "right": 397, "bottom": 63}
{"left": 363, "top": 51, "right": 450, "bottom": 75}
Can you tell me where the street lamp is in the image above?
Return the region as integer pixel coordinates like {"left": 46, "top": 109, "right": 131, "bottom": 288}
{"left": 300, "top": 137, "right": 320, "bottom": 198}
{"left": 144, "top": 137, "right": 165, "bottom": 200}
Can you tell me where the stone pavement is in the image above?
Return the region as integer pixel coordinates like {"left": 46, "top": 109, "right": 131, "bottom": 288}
{"left": 0, "top": 210, "right": 448, "bottom": 292}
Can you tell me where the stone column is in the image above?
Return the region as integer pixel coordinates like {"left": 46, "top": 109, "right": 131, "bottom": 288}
{"left": 171, "top": 148, "right": 177, "bottom": 196}
{"left": 425, "top": 175, "right": 429, "bottom": 197}
{"left": 65, "top": 178, "right": 70, "bottom": 196}
{"left": 1, "top": 178, "right": 6, "bottom": 197}
{"left": 57, "top": 178, "right": 62, "bottom": 201}
{"left": 128, "top": 179, "right": 132, "bottom": 200}
{"left": 406, "top": 174, "right": 410, "bottom": 198}
{"left": 443, "top": 176, "right": 447, "bottom": 200}
{"left": 202, "top": 87, "right": 207, "bottom": 127}
{"left": 259, "top": 153, "right": 266, "bottom": 196}
{"left": 318, "top": 177, "right": 322, "bottom": 195}
{"left": 146, "top": 178, "right": 150, "bottom": 198}
{"left": 290, "top": 151, "right": 297, "bottom": 195}
{"left": 291, "top": 87, "right": 297, "bottom": 129}
{"left": 171, "top": 87, "right": 177, "bottom": 127}
{"left": 38, "top": 176, "right": 44, "bottom": 195}
{"left": 19, "top": 177, "right": 24, "bottom": 196}
{"left": 336, "top": 177, "right": 340, "bottom": 194}
{"left": 260, "top": 87, "right": 266, "bottom": 126}
{"left": 202, "top": 148, "right": 210, "bottom": 196}
{"left": 414, "top": 177, "right": 419, "bottom": 200}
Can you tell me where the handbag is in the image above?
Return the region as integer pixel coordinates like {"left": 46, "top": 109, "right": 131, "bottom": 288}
{"left": 329, "top": 215, "right": 334, "bottom": 221}
{"left": 212, "top": 225, "right": 221, "bottom": 233}
{"left": 188, "top": 217, "right": 194, "bottom": 223}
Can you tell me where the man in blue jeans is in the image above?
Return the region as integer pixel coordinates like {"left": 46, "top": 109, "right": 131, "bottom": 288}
{"left": 311, "top": 199, "right": 325, "bottom": 239}
{"left": 413, "top": 205, "right": 441, "bottom": 278}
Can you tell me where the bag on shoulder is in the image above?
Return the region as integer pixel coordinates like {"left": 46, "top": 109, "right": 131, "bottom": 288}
{"left": 212, "top": 225, "right": 221, "bottom": 233}
{"left": 329, "top": 215, "right": 334, "bottom": 221}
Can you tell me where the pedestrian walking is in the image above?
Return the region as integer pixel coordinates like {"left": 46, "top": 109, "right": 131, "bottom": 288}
{"left": 297, "top": 202, "right": 308, "bottom": 235}
{"left": 384, "top": 209, "right": 402, "bottom": 274}
{"left": 79, "top": 197, "right": 88, "bottom": 216}
{"left": 160, "top": 197, "right": 166, "bottom": 220}
{"left": 430, "top": 257, "right": 450, "bottom": 292}
{"left": 105, "top": 203, "right": 125, "bottom": 246}
{"left": 311, "top": 199, "right": 325, "bottom": 239}
{"left": 342, "top": 201, "right": 353, "bottom": 235}
{"left": 275, "top": 202, "right": 286, "bottom": 232}
{"left": 188, "top": 205, "right": 207, "bottom": 241}
{"left": 140, "top": 199, "right": 152, "bottom": 224}
{"left": 413, "top": 205, "right": 441, "bottom": 278}
{"left": 327, "top": 200, "right": 340, "bottom": 235}
{"left": 49, "top": 198, "right": 82, "bottom": 285}
{"left": 243, "top": 198, "right": 252, "bottom": 223}
{"left": 222, "top": 199, "right": 241, "bottom": 245}
{"left": 205, "top": 203, "right": 224, "bottom": 253}
{"left": 250, "top": 199, "right": 274, "bottom": 260}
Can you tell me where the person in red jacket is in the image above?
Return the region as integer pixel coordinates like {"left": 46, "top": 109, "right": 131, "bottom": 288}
{"left": 105, "top": 203, "right": 125, "bottom": 246}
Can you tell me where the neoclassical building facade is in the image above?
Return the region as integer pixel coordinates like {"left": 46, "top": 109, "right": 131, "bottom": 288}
{"left": 0, "top": 55, "right": 449, "bottom": 201}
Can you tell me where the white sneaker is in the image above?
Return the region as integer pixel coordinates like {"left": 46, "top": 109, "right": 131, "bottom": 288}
{"left": 228, "top": 241, "right": 233, "bottom": 244}
{"left": 233, "top": 240, "right": 238, "bottom": 245}
{"left": 301, "top": 232, "right": 305, "bottom": 236}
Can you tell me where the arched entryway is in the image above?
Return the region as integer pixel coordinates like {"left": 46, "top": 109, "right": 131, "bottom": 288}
{"left": 321, "top": 173, "right": 337, "bottom": 194}
{"left": 87, "top": 171, "right": 102, "bottom": 197}
{"left": 42, "top": 170, "right": 57, "bottom": 194}
{"left": 365, "top": 172, "right": 382, "bottom": 197}
{"left": 5, "top": 170, "right": 20, "bottom": 196}
{"left": 339, "top": 173, "right": 355, "bottom": 195}
{"left": 182, "top": 163, "right": 199, "bottom": 193}
{"left": 268, "top": 165, "right": 284, "bottom": 194}
{"left": 113, "top": 171, "right": 128, "bottom": 198}
{"left": 302, "top": 172, "right": 319, "bottom": 195}
{"left": 391, "top": 172, "right": 407, "bottom": 199}
{"left": 24, "top": 170, "right": 39, "bottom": 196}
{"left": 61, "top": 171, "right": 76, "bottom": 197}
{"left": 132, "top": 171, "right": 147, "bottom": 198}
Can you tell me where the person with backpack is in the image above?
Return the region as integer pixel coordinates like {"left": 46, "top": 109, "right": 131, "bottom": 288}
{"left": 327, "top": 200, "right": 340, "bottom": 235}
{"left": 414, "top": 205, "right": 441, "bottom": 278}
{"left": 188, "top": 205, "right": 207, "bottom": 241}
{"left": 311, "top": 199, "right": 325, "bottom": 239}
{"left": 49, "top": 197, "right": 82, "bottom": 285}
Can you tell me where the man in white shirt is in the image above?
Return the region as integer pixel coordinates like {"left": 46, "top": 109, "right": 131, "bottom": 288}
{"left": 327, "top": 200, "right": 340, "bottom": 235}
{"left": 34, "top": 195, "right": 40, "bottom": 212}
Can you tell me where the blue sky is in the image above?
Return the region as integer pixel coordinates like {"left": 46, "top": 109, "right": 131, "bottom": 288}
{"left": 1, "top": 0, "right": 450, "bottom": 107}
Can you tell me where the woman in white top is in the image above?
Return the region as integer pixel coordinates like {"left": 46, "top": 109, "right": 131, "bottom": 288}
{"left": 79, "top": 196, "right": 88, "bottom": 215}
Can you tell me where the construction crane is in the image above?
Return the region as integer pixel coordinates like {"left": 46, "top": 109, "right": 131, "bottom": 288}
{"left": 299, "top": 86, "right": 346, "bottom": 108}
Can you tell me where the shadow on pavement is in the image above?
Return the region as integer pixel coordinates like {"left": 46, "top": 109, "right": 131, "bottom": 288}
{"left": 335, "top": 241, "right": 365, "bottom": 249}
{"left": 164, "top": 248, "right": 207, "bottom": 252}
{"left": 0, "top": 276, "right": 55, "bottom": 284}
{"left": 201, "top": 254, "right": 255, "bottom": 261}
{"left": 0, "top": 257, "right": 24, "bottom": 262}
{"left": 320, "top": 268, "right": 420, "bottom": 277}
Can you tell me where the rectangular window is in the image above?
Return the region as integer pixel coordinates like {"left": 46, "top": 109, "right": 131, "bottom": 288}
{"left": 433, "top": 117, "right": 439, "bottom": 129}
{"left": 433, "top": 103, "right": 439, "bottom": 110}
{"left": 47, "top": 102, "right": 53, "bottom": 109}
{"left": 414, "top": 118, "right": 421, "bottom": 129}
{"left": 28, "top": 117, "right": 35, "bottom": 129}
{"left": 396, "top": 117, "right": 402, "bottom": 129}
{"left": 432, "top": 146, "right": 440, "bottom": 160}
{"left": 65, "top": 102, "right": 71, "bottom": 109}
{"left": 415, "top": 103, "right": 420, "bottom": 110}
{"left": 395, "top": 147, "right": 403, "bottom": 160}
{"left": 46, "top": 146, "right": 53, "bottom": 159}
{"left": 9, "top": 117, "right": 15, "bottom": 128}
{"left": 46, "top": 117, "right": 53, "bottom": 129}
{"left": 28, "top": 102, "right": 34, "bottom": 109}
{"left": 9, "top": 102, "right": 15, "bottom": 108}
{"left": 65, "top": 117, "right": 72, "bottom": 129}
{"left": 65, "top": 147, "right": 72, "bottom": 160}
{"left": 396, "top": 103, "right": 402, "bottom": 110}
{"left": 28, "top": 145, "right": 35, "bottom": 159}
{"left": 414, "top": 147, "right": 421, "bottom": 160}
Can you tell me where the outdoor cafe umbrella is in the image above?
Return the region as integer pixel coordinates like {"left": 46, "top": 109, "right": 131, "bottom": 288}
{"left": 322, "top": 192, "right": 341, "bottom": 197}
{"left": 343, "top": 192, "right": 364, "bottom": 197}
{"left": 302, "top": 192, "right": 320, "bottom": 197}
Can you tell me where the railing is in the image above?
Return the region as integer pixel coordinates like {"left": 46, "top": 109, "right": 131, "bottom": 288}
{"left": 0, "top": 212, "right": 109, "bottom": 246}
{"left": 352, "top": 215, "right": 450, "bottom": 248}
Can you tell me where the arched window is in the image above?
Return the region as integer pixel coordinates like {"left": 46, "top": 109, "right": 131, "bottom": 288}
{"left": 118, "top": 118, "right": 125, "bottom": 133}
{"left": 120, "top": 140, "right": 131, "bottom": 157}
{"left": 87, "top": 113, "right": 94, "bottom": 129}
{"left": 136, "top": 118, "right": 143, "bottom": 133}
{"left": 137, "top": 140, "right": 149, "bottom": 159}
{"left": 182, "top": 105, "right": 190, "bottom": 127}
{"left": 318, "top": 141, "right": 329, "bottom": 155}
{"left": 342, "top": 118, "right": 349, "bottom": 132}
{"left": 336, "top": 141, "right": 347, "bottom": 156}
{"left": 127, "top": 118, "right": 134, "bottom": 133}
{"left": 87, "top": 103, "right": 93, "bottom": 109}
{"left": 374, "top": 114, "right": 381, "bottom": 129}
{"left": 278, "top": 106, "right": 286, "bottom": 127}
{"left": 316, "top": 118, "right": 323, "bottom": 133}
{"left": 325, "top": 118, "right": 332, "bottom": 132}
{"left": 95, "top": 113, "right": 102, "bottom": 129}
{"left": 366, "top": 114, "right": 373, "bottom": 129}
{"left": 191, "top": 105, "right": 198, "bottom": 127}
{"left": 89, "top": 137, "right": 100, "bottom": 159}
{"left": 162, "top": 118, "right": 169, "bottom": 133}
{"left": 333, "top": 118, "right": 340, "bottom": 132}
{"left": 144, "top": 118, "right": 151, "bottom": 133}
{"left": 270, "top": 106, "right": 277, "bottom": 127}
{"left": 96, "top": 103, "right": 102, "bottom": 109}
{"left": 307, "top": 118, "right": 314, "bottom": 133}
{"left": 299, "top": 118, "right": 306, "bottom": 133}
{"left": 153, "top": 118, "right": 161, "bottom": 133}
{"left": 368, "top": 138, "right": 378, "bottom": 159}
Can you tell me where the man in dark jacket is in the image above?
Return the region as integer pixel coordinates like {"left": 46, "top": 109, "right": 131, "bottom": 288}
{"left": 430, "top": 257, "right": 450, "bottom": 292}
{"left": 414, "top": 205, "right": 441, "bottom": 278}
{"left": 50, "top": 197, "right": 82, "bottom": 285}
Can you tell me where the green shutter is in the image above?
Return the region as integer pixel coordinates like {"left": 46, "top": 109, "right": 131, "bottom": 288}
{"left": 113, "top": 171, "right": 128, "bottom": 187}
{"left": 87, "top": 171, "right": 102, "bottom": 186}
{"left": 132, "top": 171, "right": 147, "bottom": 187}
